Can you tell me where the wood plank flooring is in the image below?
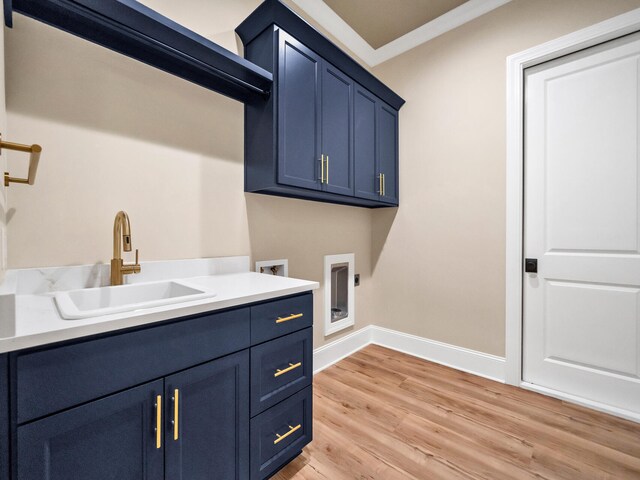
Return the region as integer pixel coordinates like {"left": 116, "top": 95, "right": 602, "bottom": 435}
{"left": 273, "top": 345, "right": 640, "bottom": 480}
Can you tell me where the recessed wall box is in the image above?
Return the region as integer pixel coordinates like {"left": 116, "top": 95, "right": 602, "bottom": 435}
{"left": 255, "top": 259, "right": 288, "bottom": 277}
{"left": 324, "top": 253, "right": 355, "bottom": 336}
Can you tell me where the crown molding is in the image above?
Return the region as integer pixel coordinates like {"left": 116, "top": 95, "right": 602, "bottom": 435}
{"left": 290, "top": 0, "right": 512, "bottom": 67}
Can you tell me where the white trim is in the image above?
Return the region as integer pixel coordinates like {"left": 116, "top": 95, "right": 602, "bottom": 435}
{"left": 371, "top": 326, "right": 505, "bottom": 383}
{"left": 290, "top": 0, "right": 511, "bottom": 67}
{"left": 313, "top": 326, "right": 372, "bottom": 374}
{"left": 521, "top": 382, "right": 640, "bottom": 424}
{"left": 505, "top": 8, "right": 640, "bottom": 386}
{"left": 313, "top": 325, "right": 505, "bottom": 382}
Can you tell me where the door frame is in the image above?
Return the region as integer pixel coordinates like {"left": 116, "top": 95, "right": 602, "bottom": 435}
{"left": 505, "top": 8, "right": 640, "bottom": 396}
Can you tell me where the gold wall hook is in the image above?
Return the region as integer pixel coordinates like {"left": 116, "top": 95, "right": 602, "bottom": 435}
{"left": 1, "top": 134, "right": 42, "bottom": 187}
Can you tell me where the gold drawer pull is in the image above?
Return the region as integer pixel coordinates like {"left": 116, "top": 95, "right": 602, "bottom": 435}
{"left": 274, "top": 424, "right": 301, "bottom": 445}
{"left": 155, "top": 395, "right": 162, "bottom": 449}
{"left": 172, "top": 389, "right": 179, "bottom": 441}
{"left": 275, "top": 313, "right": 303, "bottom": 324}
{"left": 274, "top": 362, "right": 302, "bottom": 377}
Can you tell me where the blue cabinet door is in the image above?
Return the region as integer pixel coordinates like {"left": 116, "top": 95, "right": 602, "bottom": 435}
{"left": 277, "top": 30, "right": 322, "bottom": 191}
{"left": 354, "top": 85, "right": 380, "bottom": 201}
{"left": 321, "top": 62, "right": 354, "bottom": 195}
{"left": 0, "top": 355, "right": 8, "bottom": 480}
{"left": 165, "top": 350, "right": 250, "bottom": 480}
{"left": 354, "top": 85, "right": 399, "bottom": 205}
{"left": 16, "top": 379, "right": 164, "bottom": 480}
{"left": 378, "top": 102, "right": 399, "bottom": 204}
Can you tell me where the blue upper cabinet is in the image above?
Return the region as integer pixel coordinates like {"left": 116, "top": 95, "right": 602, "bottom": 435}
{"left": 278, "top": 32, "right": 322, "bottom": 191}
{"left": 378, "top": 103, "right": 399, "bottom": 204}
{"left": 321, "top": 63, "right": 354, "bottom": 196}
{"left": 354, "top": 86, "right": 380, "bottom": 201}
{"left": 278, "top": 32, "right": 355, "bottom": 197}
{"left": 238, "top": 0, "right": 403, "bottom": 208}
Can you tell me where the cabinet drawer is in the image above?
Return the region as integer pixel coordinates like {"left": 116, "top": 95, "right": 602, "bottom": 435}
{"left": 251, "top": 293, "right": 312, "bottom": 345}
{"left": 14, "top": 308, "right": 250, "bottom": 424}
{"left": 251, "top": 328, "right": 312, "bottom": 416}
{"left": 250, "top": 386, "right": 312, "bottom": 480}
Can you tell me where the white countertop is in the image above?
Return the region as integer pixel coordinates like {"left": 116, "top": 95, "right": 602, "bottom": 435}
{"left": 0, "top": 258, "right": 318, "bottom": 353}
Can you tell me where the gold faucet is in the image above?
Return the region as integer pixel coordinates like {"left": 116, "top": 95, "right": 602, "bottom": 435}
{"left": 111, "top": 211, "right": 141, "bottom": 286}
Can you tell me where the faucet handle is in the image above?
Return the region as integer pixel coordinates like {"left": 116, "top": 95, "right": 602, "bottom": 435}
{"left": 131, "top": 249, "right": 141, "bottom": 275}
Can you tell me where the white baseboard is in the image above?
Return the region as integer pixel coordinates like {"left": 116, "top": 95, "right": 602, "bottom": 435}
{"left": 521, "top": 382, "right": 640, "bottom": 424}
{"left": 313, "top": 325, "right": 506, "bottom": 383}
{"left": 313, "top": 326, "right": 372, "bottom": 374}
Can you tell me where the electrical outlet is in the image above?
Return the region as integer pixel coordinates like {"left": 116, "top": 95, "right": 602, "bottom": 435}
{"left": 354, "top": 274, "right": 360, "bottom": 286}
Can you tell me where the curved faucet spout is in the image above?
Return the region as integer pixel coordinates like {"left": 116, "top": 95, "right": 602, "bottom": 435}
{"left": 113, "top": 210, "right": 132, "bottom": 259}
{"left": 111, "top": 211, "right": 141, "bottom": 286}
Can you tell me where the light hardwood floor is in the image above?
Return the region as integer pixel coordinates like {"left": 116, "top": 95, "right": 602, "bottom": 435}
{"left": 273, "top": 345, "right": 640, "bottom": 480}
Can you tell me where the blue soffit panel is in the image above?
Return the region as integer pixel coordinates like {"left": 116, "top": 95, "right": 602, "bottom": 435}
{"left": 5, "top": 0, "right": 273, "bottom": 104}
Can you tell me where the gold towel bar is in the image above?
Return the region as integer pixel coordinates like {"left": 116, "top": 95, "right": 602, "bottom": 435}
{"left": 1, "top": 134, "right": 42, "bottom": 187}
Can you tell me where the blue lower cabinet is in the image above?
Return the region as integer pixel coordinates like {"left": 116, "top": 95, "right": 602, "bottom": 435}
{"left": 165, "top": 350, "right": 250, "bottom": 480}
{"left": 16, "top": 379, "right": 165, "bottom": 480}
{"left": 8, "top": 293, "right": 312, "bottom": 479}
{"left": 250, "top": 386, "right": 313, "bottom": 480}
{"left": 0, "top": 355, "right": 8, "bottom": 480}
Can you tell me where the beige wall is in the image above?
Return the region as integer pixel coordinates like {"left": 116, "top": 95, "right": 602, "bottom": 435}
{"left": 0, "top": 23, "right": 7, "bottom": 282}
{"left": 371, "top": 0, "right": 640, "bottom": 356}
{"left": 3, "top": 4, "right": 374, "bottom": 349}
{"left": 5, "top": 0, "right": 640, "bottom": 356}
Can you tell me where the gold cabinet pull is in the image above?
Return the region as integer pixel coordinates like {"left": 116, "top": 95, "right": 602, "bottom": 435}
{"left": 320, "top": 154, "right": 325, "bottom": 184}
{"left": 275, "top": 313, "right": 303, "bottom": 324}
{"left": 274, "top": 362, "right": 302, "bottom": 377}
{"left": 274, "top": 424, "right": 302, "bottom": 445}
{"left": 378, "top": 173, "right": 383, "bottom": 195}
{"left": 172, "top": 389, "right": 179, "bottom": 441}
{"left": 325, "top": 155, "right": 329, "bottom": 184}
{"left": 1, "top": 134, "right": 42, "bottom": 187}
{"left": 382, "top": 173, "right": 385, "bottom": 196}
{"left": 155, "top": 395, "right": 162, "bottom": 449}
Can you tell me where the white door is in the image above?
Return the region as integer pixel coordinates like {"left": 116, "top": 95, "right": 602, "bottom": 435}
{"left": 524, "top": 32, "right": 640, "bottom": 415}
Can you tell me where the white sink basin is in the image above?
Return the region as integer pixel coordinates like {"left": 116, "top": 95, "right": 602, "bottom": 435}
{"left": 55, "top": 280, "right": 216, "bottom": 320}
